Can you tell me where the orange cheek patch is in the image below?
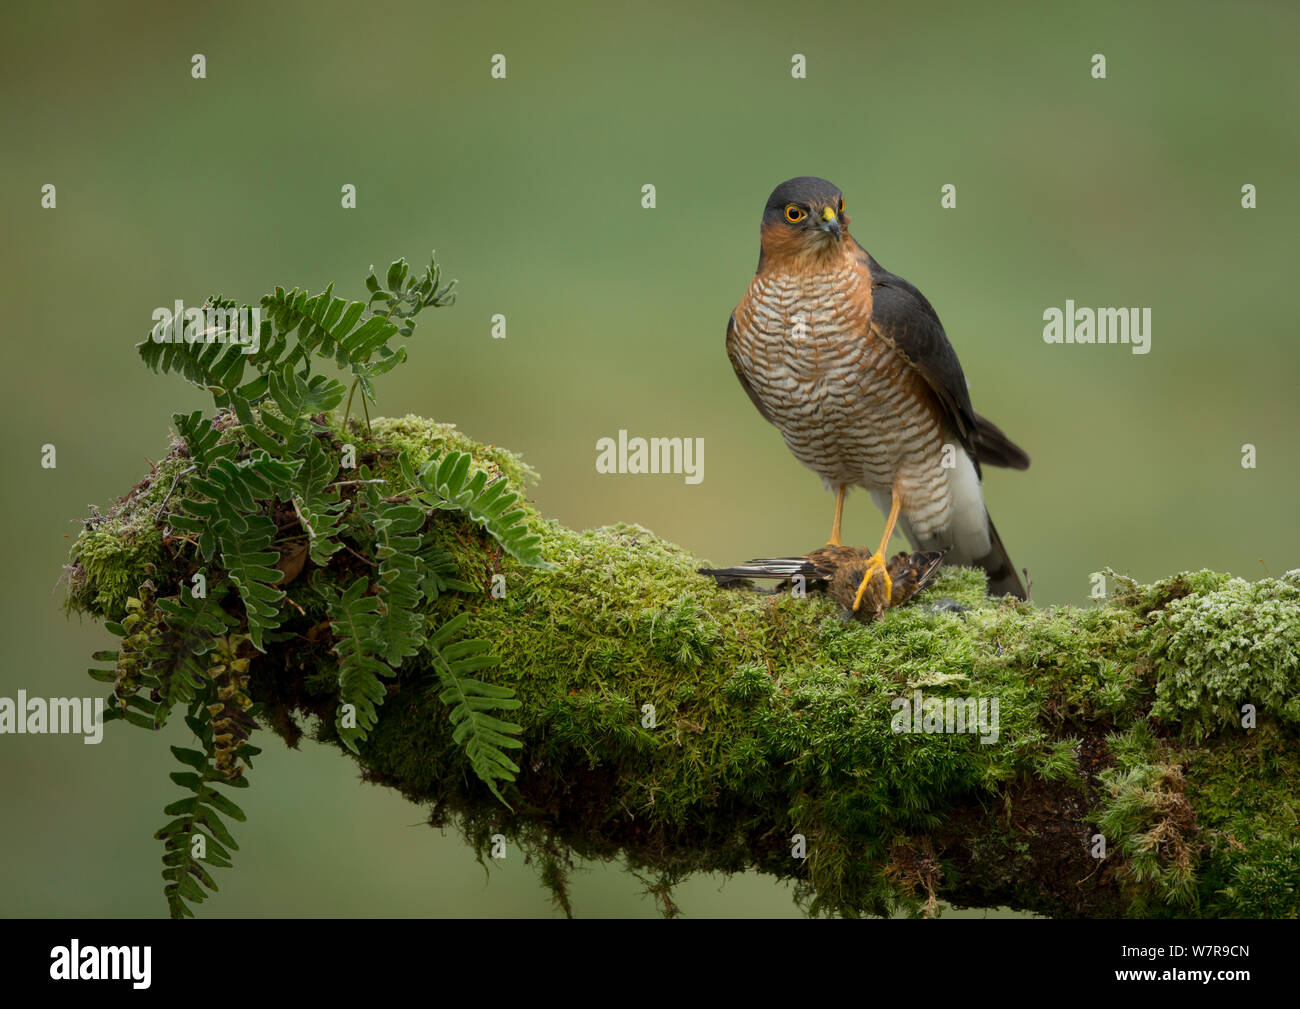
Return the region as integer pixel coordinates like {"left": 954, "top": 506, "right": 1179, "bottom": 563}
{"left": 759, "top": 220, "right": 859, "bottom": 277}
{"left": 759, "top": 221, "right": 813, "bottom": 265}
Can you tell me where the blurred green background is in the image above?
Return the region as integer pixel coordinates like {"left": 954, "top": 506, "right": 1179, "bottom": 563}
{"left": 2, "top": 0, "right": 1296, "bottom": 917}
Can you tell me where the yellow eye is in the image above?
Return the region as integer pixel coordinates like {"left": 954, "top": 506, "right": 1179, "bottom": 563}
{"left": 839, "top": 197, "right": 845, "bottom": 213}
{"left": 785, "top": 204, "right": 807, "bottom": 223}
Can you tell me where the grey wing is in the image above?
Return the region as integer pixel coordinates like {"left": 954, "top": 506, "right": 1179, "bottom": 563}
{"left": 854, "top": 240, "right": 1028, "bottom": 472}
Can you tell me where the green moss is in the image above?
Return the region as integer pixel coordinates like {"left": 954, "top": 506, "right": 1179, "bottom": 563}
{"left": 1182, "top": 723, "right": 1300, "bottom": 918}
{"left": 1089, "top": 724, "right": 1198, "bottom": 915}
{"left": 360, "top": 414, "right": 538, "bottom": 491}
{"left": 66, "top": 414, "right": 1300, "bottom": 918}
{"left": 723, "top": 663, "right": 773, "bottom": 705}
{"left": 63, "top": 445, "right": 190, "bottom": 619}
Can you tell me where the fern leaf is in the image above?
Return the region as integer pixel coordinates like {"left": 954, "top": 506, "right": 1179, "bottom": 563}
{"left": 172, "top": 410, "right": 238, "bottom": 470}
{"left": 264, "top": 364, "right": 346, "bottom": 447}
{"left": 338, "top": 316, "right": 399, "bottom": 365}
{"left": 176, "top": 453, "right": 300, "bottom": 649}
{"left": 426, "top": 612, "right": 523, "bottom": 806}
{"left": 155, "top": 633, "right": 257, "bottom": 919}
{"left": 399, "top": 450, "right": 550, "bottom": 569}
{"left": 211, "top": 513, "right": 283, "bottom": 651}
{"left": 325, "top": 576, "right": 395, "bottom": 753}
{"left": 157, "top": 751, "right": 249, "bottom": 919}
{"left": 417, "top": 540, "right": 477, "bottom": 600}
{"left": 367, "top": 497, "right": 428, "bottom": 667}
{"left": 139, "top": 326, "right": 250, "bottom": 403}
{"left": 288, "top": 435, "right": 348, "bottom": 565}
{"left": 150, "top": 582, "right": 239, "bottom": 727}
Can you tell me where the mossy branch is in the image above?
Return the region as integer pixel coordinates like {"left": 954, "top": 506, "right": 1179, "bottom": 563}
{"left": 64, "top": 415, "right": 1300, "bottom": 918}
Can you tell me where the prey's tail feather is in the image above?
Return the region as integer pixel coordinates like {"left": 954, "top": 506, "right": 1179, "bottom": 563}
{"left": 975, "top": 512, "right": 1026, "bottom": 599}
{"left": 698, "top": 558, "right": 827, "bottom": 580}
{"left": 972, "top": 412, "right": 1030, "bottom": 471}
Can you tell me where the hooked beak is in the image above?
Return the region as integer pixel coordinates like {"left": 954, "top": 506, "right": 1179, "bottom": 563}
{"left": 818, "top": 206, "right": 841, "bottom": 240}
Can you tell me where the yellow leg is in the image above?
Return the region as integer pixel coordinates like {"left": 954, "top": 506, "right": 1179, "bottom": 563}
{"left": 827, "top": 486, "right": 846, "bottom": 546}
{"left": 852, "top": 490, "right": 902, "bottom": 612}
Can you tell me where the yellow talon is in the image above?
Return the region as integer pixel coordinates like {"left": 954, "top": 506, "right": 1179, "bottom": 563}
{"left": 851, "top": 553, "right": 892, "bottom": 611}
{"left": 852, "top": 489, "right": 902, "bottom": 612}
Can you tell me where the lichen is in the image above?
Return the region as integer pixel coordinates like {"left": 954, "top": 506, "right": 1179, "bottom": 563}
{"left": 1143, "top": 572, "right": 1300, "bottom": 738}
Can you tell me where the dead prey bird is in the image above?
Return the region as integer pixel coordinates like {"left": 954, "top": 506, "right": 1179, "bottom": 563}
{"left": 699, "top": 545, "right": 949, "bottom": 622}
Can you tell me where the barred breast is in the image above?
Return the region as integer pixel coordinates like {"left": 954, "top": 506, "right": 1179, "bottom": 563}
{"left": 730, "top": 261, "right": 961, "bottom": 541}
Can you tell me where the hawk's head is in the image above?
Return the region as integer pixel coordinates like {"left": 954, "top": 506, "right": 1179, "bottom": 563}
{"left": 759, "top": 176, "right": 849, "bottom": 268}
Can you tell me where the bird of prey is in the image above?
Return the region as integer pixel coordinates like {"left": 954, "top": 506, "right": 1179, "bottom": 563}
{"left": 700, "top": 545, "right": 949, "bottom": 622}
{"left": 726, "top": 176, "right": 1029, "bottom": 612}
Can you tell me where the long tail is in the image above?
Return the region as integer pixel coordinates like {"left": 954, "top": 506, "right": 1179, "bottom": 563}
{"left": 975, "top": 513, "right": 1026, "bottom": 599}
{"left": 972, "top": 412, "right": 1030, "bottom": 470}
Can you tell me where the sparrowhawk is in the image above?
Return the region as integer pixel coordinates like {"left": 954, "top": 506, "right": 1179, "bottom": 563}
{"left": 726, "top": 176, "right": 1029, "bottom": 610}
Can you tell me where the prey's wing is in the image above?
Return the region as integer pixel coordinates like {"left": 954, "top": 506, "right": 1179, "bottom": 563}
{"left": 698, "top": 553, "right": 839, "bottom": 587}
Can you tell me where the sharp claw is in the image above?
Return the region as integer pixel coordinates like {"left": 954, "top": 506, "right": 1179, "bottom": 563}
{"left": 851, "top": 553, "right": 891, "bottom": 612}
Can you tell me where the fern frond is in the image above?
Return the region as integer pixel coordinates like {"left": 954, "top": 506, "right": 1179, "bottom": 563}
{"left": 95, "top": 587, "right": 164, "bottom": 729}
{"left": 325, "top": 575, "right": 396, "bottom": 753}
{"left": 259, "top": 285, "right": 394, "bottom": 372}
{"left": 266, "top": 365, "right": 346, "bottom": 443}
{"left": 158, "top": 739, "right": 249, "bottom": 919}
{"left": 212, "top": 511, "right": 285, "bottom": 653}
{"left": 172, "top": 410, "right": 238, "bottom": 470}
{"left": 426, "top": 612, "right": 523, "bottom": 806}
{"left": 138, "top": 314, "right": 251, "bottom": 404}
{"left": 225, "top": 363, "right": 344, "bottom": 464}
{"left": 399, "top": 450, "right": 549, "bottom": 569}
{"left": 155, "top": 635, "right": 259, "bottom": 919}
{"left": 342, "top": 255, "right": 458, "bottom": 419}
{"left": 365, "top": 254, "right": 458, "bottom": 323}
{"left": 183, "top": 452, "right": 301, "bottom": 520}
{"left": 169, "top": 452, "right": 300, "bottom": 650}
{"left": 366, "top": 494, "right": 428, "bottom": 667}
{"left": 288, "top": 435, "right": 348, "bottom": 565}
{"left": 150, "top": 582, "right": 240, "bottom": 727}
{"left": 417, "top": 539, "right": 477, "bottom": 600}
